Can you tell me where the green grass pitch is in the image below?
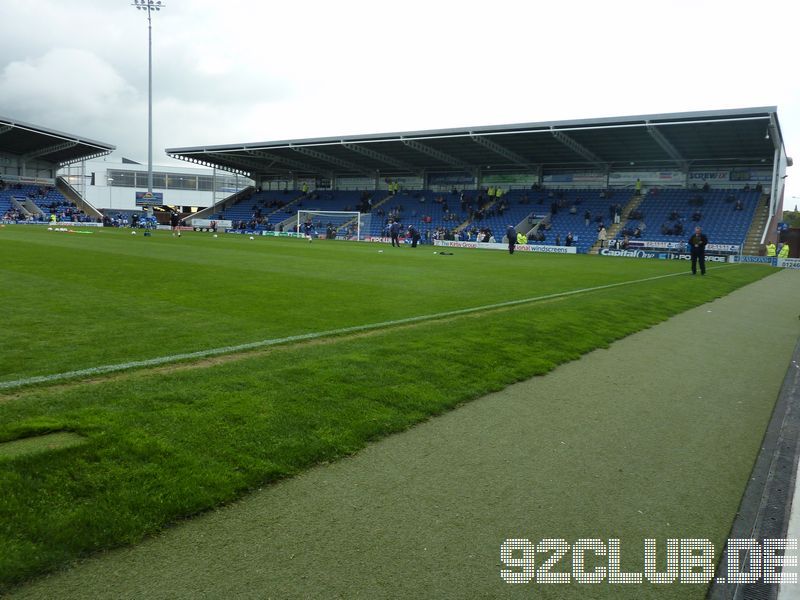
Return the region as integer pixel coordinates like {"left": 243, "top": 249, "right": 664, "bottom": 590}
{"left": 0, "top": 225, "right": 775, "bottom": 590}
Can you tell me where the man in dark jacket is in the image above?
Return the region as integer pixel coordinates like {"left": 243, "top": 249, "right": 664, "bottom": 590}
{"left": 688, "top": 226, "right": 708, "bottom": 275}
{"left": 506, "top": 224, "right": 517, "bottom": 255}
{"left": 170, "top": 211, "right": 181, "bottom": 237}
{"left": 390, "top": 220, "right": 401, "bottom": 247}
{"left": 408, "top": 224, "right": 421, "bottom": 248}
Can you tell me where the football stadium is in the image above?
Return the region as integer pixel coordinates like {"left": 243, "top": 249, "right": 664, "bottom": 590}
{"left": 2, "top": 104, "right": 799, "bottom": 599}
{"left": 2, "top": 5, "right": 800, "bottom": 599}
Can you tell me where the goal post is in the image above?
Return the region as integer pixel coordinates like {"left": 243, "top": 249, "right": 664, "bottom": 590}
{"left": 296, "top": 210, "right": 371, "bottom": 241}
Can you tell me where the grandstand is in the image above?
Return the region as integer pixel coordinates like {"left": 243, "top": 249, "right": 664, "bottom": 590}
{"left": 168, "top": 107, "right": 791, "bottom": 255}
{"left": 0, "top": 114, "right": 114, "bottom": 223}
{"left": 0, "top": 183, "right": 99, "bottom": 224}
{"left": 615, "top": 188, "right": 763, "bottom": 246}
{"left": 2, "top": 109, "right": 788, "bottom": 254}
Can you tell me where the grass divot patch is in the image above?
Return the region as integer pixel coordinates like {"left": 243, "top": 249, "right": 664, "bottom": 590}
{"left": 0, "top": 432, "right": 86, "bottom": 461}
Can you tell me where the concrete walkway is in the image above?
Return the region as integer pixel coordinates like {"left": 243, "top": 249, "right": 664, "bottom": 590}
{"left": 779, "top": 327, "right": 800, "bottom": 600}
{"left": 10, "top": 269, "right": 800, "bottom": 600}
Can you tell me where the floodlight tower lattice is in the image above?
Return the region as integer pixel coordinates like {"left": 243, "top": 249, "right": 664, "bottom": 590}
{"left": 131, "top": 0, "right": 166, "bottom": 197}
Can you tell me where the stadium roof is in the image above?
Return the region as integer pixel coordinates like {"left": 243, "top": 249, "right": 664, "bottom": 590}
{"left": 166, "top": 107, "right": 785, "bottom": 179}
{"left": 0, "top": 115, "right": 115, "bottom": 166}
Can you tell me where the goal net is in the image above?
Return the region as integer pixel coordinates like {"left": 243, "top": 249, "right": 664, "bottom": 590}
{"left": 296, "top": 210, "right": 371, "bottom": 241}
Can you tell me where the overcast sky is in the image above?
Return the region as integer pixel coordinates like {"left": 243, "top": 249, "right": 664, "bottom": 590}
{"left": 0, "top": 0, "right": 797, "bottom": 205}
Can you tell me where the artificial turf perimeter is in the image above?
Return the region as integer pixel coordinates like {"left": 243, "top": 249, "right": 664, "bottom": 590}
{"left": 0, "top": 225, "right": 778, "bottom": 592}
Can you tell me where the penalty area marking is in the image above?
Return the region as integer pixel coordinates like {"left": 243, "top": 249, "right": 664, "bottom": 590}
{"left": 1, "top": 266, "right": 735, "bottom": 391}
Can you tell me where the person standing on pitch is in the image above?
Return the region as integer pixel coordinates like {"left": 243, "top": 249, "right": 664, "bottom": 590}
{"left": 688, "top": 226, "right": 708, "bottom": 275}
{"left": 407, "top": 224, "right": 421, "bottom": 248}
{"left": 506, "top": 224, "right": 517, "bottom": 254}
{"left": 170, "top": 210, "right": 181, "bottom": 237}
{"left": 390, "top": 219, "right": 401, "bottom": 247}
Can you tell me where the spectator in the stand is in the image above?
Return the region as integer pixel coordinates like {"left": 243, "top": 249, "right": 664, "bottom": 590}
{"left": 584, "top": 210, "right": 591, "bottom": 226}
{"left": 734, "top": 198, "right": 744, "bottom": 211}
{"left": 635, "top": 178, "right": 642, "bottom": 196}
{"left": 565, "top": 232, "right": 574, "bottom": 246}
{"left": 778, "top": 243, "right": 791, "bottom": 259}
{"left": 692, "top": 210, "right": 702, "bottom": 222}
{"left": 597, "top": 226, "right": 607, "bottom": 248}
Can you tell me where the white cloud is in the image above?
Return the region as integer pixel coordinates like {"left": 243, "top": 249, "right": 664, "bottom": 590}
{"left": 1, "top": 48, "right": 137, "bottom": 122}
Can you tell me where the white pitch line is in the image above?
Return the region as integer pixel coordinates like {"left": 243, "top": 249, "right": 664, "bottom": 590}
{"left": 0, "top": 266, "right": 733, "bottom": 391}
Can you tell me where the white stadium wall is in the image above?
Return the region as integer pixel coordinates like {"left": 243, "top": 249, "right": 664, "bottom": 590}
{"left": 86, "top": 186, "right": 215, "bottom": 211}
{"left": 60, "top": 158, "right": 252, "bottom": 211}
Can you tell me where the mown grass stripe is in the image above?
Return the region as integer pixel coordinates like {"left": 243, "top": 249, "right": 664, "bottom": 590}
{"left": 0, "top": 266, "right": 728, "bottom": 391}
